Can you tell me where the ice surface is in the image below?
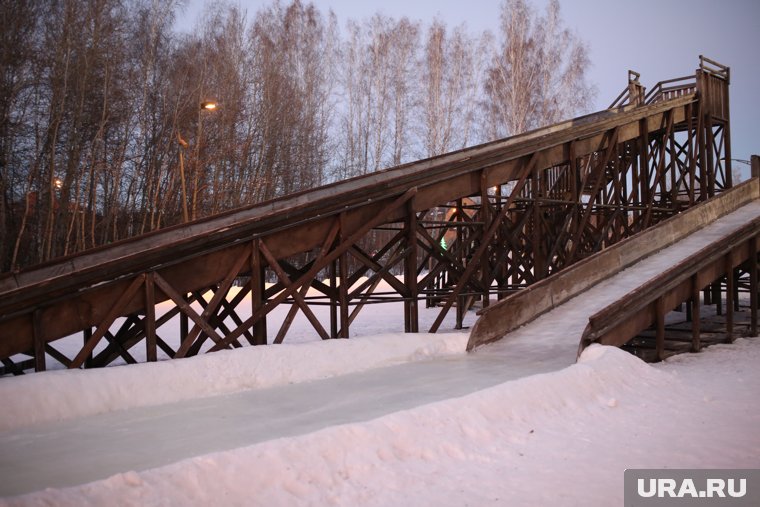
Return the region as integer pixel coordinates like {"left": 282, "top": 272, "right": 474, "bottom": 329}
{"left": 3, "top": 339, "right": 759, "bottom": 506}
{"left": 0, "top": 332, "right": 469, "bottom": 431}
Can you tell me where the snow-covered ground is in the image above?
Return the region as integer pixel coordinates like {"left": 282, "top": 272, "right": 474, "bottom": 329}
{"left": 0, "top": 331, "right": 468, "bottom": 431}
{"left": 1, "top": 202, "right": 759, "bottom": 505}
{"left": 2, "top": 338, "right": 758, "bottom": 506}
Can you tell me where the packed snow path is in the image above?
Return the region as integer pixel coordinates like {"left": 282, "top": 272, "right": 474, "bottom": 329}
{"left": 1, "top": 201, "right": 759, "bottom": 498}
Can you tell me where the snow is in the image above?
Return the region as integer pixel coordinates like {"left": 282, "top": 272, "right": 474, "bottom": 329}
{"left": 0, "top": 332, "right": 468, "bottom": 431}
{"left": 2, "top": 339, "right": 758, "bottom": 506}
{"left": 1, "top": 202, "right": 759, "bottom": 505}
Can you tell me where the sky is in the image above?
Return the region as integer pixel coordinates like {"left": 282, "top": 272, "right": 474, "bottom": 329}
{"left": 175, "top": 0, "right": 760, "bottom": 174}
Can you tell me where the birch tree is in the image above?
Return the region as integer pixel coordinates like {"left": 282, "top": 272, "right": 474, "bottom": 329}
{"left": 420, "top": 21, "right": 489, "bottom": 157}
{"left": 483, "top": 0, "right": 595, "bottom": 139}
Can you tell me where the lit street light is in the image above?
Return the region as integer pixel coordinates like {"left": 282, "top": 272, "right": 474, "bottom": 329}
{"left": 177, "top": 101, "right": 218, "bottom": 223}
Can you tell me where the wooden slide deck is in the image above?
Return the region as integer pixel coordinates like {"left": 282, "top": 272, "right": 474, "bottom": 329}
{"left": 467, "top": 178, "right": 760, "bottom": 353}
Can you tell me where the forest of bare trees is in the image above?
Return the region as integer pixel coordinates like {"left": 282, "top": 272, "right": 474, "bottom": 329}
{"left": 0, "top": 0, "right": 594, "bottom": 272}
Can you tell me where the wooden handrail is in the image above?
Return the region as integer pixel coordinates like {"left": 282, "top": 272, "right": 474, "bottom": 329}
{"left": 578, "top": 214, "right": 760, "bottom": 354}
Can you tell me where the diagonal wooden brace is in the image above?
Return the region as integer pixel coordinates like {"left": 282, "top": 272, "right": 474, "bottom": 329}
{"left": 69, "top": 274, "right": 146, "bottom": 369}
{"left": 211, "top": 188, "right": 418, "bottom": 351}
{"left": 429, "top": 155, "right": 537, "bottom": 333}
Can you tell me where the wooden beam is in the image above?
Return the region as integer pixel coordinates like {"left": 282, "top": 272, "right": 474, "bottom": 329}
{"left": 258, "top": 240, "right": 331, "bottom": 342}
{"left": 429, "top": 154, "right": 536, "bottom": 332}
{"left": 181, "top": 248, "right": 251, "bottom": 351}
{"left": 209, "top": 189, "right": 418, "bottom": 351}
{"left": 69, "top": 274, "right": 146, "bottom": 369}
{"left": 154, "top": 273, "right": 226, "bottom": 358}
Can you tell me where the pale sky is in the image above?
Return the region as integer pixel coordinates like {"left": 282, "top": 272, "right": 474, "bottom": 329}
{"left": 176, "top": 0, "right": 760, "bottom": 174}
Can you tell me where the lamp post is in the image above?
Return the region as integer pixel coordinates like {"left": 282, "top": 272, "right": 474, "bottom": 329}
{"left": 177, "top": 132, "right": 190, "bottom": 223}
{"left": 177, "top": 101, "right": 218, "bottom": 223}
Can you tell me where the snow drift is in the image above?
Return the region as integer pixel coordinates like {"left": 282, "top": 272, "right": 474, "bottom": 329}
{"left": 0, "top": 332, "right": 468, "bottom": 431}
{"left": 5, "top": 339, "right": 759, "bottom": 506}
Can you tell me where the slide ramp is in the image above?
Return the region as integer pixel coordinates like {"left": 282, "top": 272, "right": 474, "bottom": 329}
{"left": 468, "top": 179, "right": 760, "bottom": 359}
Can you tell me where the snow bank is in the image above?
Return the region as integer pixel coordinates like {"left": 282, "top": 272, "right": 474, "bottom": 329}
{"left": 8, "top": 340, "right": 758, "bottom": 506}
{"left": 0, "top": 332, "right": 467, "bottom": 432}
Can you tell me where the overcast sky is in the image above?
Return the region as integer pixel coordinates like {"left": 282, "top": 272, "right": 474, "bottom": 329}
{"left": 176, "top": 0, "right": 760, "bottom": 175}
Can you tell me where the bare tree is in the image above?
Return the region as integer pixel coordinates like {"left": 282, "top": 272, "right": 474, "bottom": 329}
{"left": 0, "top": 0, "right": 597, "bottom": 272}
{"left": 419, "top": 21, "right": 490, "bottom": 157}
{"left": 248, "top": 0, "right": 336, "bottom": 198}
{"left": 336, "top": 15, "right": 421, "bottom": 176}
{"left": 483, "top": 0, "right": 595, "bottom": 139}
{"left": 0, "top": 0, "right": 43, "bottom": 269}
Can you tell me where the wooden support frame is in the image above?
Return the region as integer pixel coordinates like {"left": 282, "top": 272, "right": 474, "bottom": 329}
{"left": 0, "top": 59, "right": 737, "bottom": 374}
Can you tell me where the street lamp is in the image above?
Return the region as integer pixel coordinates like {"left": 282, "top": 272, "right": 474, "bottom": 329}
{"left": 177, "top": 101, "right": 218, "bottom": 223}
{"left": 177, "top": 132, "right": 190, "bottom": 222}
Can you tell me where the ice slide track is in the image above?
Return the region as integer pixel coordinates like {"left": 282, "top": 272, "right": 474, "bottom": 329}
{"left": 0, "top": 57, "right": 734, "bottom": 374}
{"left": 468, "top": 179, "right": 760, "bottom": 361}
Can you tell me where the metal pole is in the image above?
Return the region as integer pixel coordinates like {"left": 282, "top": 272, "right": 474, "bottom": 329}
{"left": 177, "top": 132, "right": 189, "bottom": 223}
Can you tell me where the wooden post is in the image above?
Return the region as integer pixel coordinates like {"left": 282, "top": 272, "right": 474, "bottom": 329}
{"left": 180, "top": 311, "right": 189, "bottom": 345}
{"left": 531, "top": 167, "right": 543, "bottom": 280}
{"left": 480, "top": 171, "right": 491, "bottom": 309}
{"left": 338, "top": 213, "right": 350, "bottom": 338}
{"left": 639, "top": 118, "right": 650, "bottom": 209}
{"left": 251, "top": 240, "right": 267, "bottom": 345}
{"left": 751, "top": 238, "right": 758, "bottom": 337}
{"left": 455, "top": 199, "right": 464, "bottom": 330}
{"left": 691, "top": 274, "right": 701, "bottom": 352}
{"left": 725, "top": 255, "right": 734, "bottom": 343}
{"left": 83, "top": 327, "right": 93, "bottom": 368}
{"left": 404, "top": 199, "right": 419, "bottom": 333}
{"left": 686, "top": 103, "right": 696, "bottom": 205}
{"left": 751, "top": 155, "right": 760, "bottom": 179}
{"left": 330, "top": 259, "right": 338, "bottom": 338}
{"left": 656, "top": 297, "right": 666, "bottom": 361}
{"left": 32, "top": 310, "right": 46, "bottom": 372}
{"left": 713, "top": 282, "right": 722, "bottom": 315}
{"left": 145, "top": 273, "right": 157, "bottom": 362}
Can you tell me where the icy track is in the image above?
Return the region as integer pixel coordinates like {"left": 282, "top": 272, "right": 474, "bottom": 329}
{"left": 1, "top": 202, "right": 760, "bottom": 504}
